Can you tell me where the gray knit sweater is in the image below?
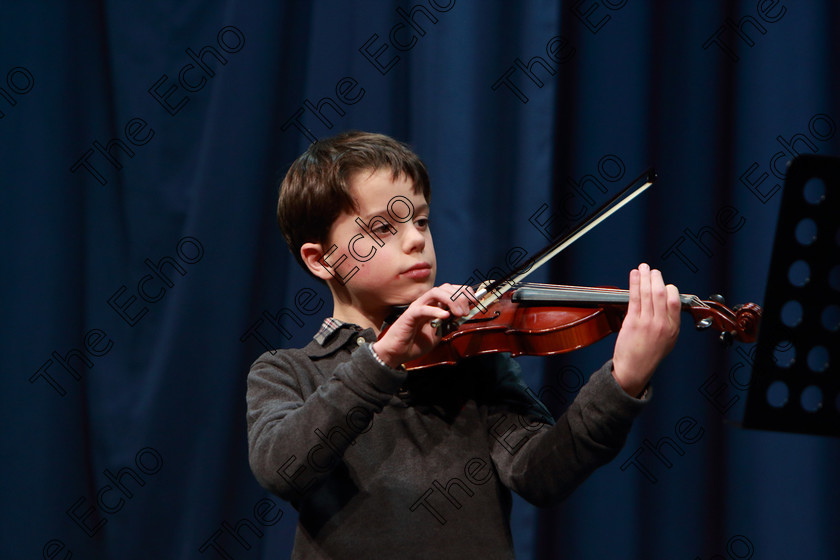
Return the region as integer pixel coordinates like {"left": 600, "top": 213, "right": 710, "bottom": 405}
{"left": 246, "top": 323, "right": 648, "bottom": 559}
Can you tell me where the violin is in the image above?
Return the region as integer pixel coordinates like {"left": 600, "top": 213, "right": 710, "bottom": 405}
{"left": 402, "top": 282, "right": 762, "bottom": 371}
{"left": 384, "top": 169, "right": 763, "bottom": 371}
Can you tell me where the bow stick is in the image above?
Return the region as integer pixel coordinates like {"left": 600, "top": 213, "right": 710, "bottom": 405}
{"left": 434, "top": 168, "right": 658, "bottom": 328}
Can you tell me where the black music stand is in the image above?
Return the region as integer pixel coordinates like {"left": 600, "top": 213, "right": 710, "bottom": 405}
{"left": 742, "top": 155, "right": 840, "bottom": 436}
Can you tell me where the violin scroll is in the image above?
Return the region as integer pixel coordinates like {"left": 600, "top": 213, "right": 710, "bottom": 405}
{"left": 688, "top": 296, "right": 762, "bottom": 345}
{"left": 734, "top": 302, "right": 762, "bottom": 342}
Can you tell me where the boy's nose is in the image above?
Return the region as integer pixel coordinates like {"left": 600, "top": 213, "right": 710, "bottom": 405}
{"left": 402, "top": 225, "right": 426, "bottom": 252}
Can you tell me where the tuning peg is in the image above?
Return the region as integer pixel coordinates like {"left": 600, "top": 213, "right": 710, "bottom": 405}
{"left": 695, "top": 317, "right": 713, "bottom": 330}
{"left": 709, "top": 294, "right": 726, "bottom": 305}
{"left": 719, "top": 331, "right": 734, "bottom": 346}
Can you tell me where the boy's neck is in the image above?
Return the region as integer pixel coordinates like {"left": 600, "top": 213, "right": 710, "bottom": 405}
{"left": 331, "top": 302, "right": 386, "bottom": 336}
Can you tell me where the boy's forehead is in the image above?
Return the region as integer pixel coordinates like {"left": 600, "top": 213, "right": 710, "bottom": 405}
{"left": 349, "top": 168, "right": 423, "bottom": 210}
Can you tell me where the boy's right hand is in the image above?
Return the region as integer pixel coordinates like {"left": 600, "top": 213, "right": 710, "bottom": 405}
{"left": 371, "top": 284, "right": 472, "bottom": 368}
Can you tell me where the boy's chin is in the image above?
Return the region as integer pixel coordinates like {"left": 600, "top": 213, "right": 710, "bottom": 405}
{"left": 391, "top": 281, "right": 434, "bottom": 304}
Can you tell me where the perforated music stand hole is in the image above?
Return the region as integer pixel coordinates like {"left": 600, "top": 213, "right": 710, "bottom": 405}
{"left": 822, "top": 305, "right": 840, "bottom": 331}
{"left": 781, "top": 300, "right": 803, "bottom": 327}
{"left": 794, "top": 218, "right": 818, "bottom": 246}
{"left": 767, "top": 381, "right": 789, "bottom": 407}
{"left": 800, "top": 385, "right": 823, "bottom": 413}
{"left": 773, "top": 341, "right": 796, "bottom": 368}
{"left": 803, "top": 177, "right": 826, "bottom": 204}
{"left": 807, "top": 346, "right": 829, "bottom": 373}
{"left": 788, "top": 261, "right": 811, "bottom": 287}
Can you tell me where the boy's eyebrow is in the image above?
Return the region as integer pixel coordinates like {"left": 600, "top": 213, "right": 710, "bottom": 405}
{"left": 361, "top": 202, "right": 429, "bottom": 222}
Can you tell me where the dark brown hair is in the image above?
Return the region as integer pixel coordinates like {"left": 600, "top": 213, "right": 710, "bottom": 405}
{"left": 276, "top": 131, "right": 431, "bottom": 272}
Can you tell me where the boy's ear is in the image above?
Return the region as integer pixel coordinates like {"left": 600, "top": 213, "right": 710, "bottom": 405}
{"left": 300, "top": 242, "right": 335, "bottom": 281}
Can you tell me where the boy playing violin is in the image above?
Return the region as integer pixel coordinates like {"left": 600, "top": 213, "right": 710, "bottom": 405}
{"left": 247, "top": 131, "right": 681, "bottom": 558}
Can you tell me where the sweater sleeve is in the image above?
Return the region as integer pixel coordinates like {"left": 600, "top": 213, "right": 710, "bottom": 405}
{"left": 486, "top": 358, "right": 649, "bottom": 506}
{"left": 246, "top": 343, "right": 407, "bottom": 503}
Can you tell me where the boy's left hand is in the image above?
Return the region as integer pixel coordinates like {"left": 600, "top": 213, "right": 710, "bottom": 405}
{"left": 611, "top": 263, "right": 681, "bottom": 397}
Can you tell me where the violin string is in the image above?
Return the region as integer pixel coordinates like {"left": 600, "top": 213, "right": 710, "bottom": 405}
{"left": 512, "top": 282, "right": 707, "bottom": 308}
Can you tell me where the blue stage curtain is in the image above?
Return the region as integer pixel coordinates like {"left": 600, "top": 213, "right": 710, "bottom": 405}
{"left": 1, "top": 1, "right": 838, "bottom": 559}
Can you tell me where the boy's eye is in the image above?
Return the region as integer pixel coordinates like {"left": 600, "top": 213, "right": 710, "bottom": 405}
{"left": 415, "top": 217, "right": 430, "bottom": 229}
{"left": 372, "top": 224, "right": 393, "bottom": 235}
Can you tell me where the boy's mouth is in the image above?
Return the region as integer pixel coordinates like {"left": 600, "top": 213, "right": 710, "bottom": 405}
{"left": 400, "top": 262, "right": 432, "bottom": 279}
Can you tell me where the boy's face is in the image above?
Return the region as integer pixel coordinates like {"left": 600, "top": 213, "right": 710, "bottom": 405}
{"left": 325, "top": 168, "right": 435, "bottom": 311}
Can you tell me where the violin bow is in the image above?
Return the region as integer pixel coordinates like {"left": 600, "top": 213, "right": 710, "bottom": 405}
{"left": 439, "top": 168, "right": 657, "bottom": 327}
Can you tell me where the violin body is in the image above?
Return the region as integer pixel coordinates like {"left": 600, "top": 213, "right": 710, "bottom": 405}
{"left": 404, "top": 291, "right": 624, "bottom": 370}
